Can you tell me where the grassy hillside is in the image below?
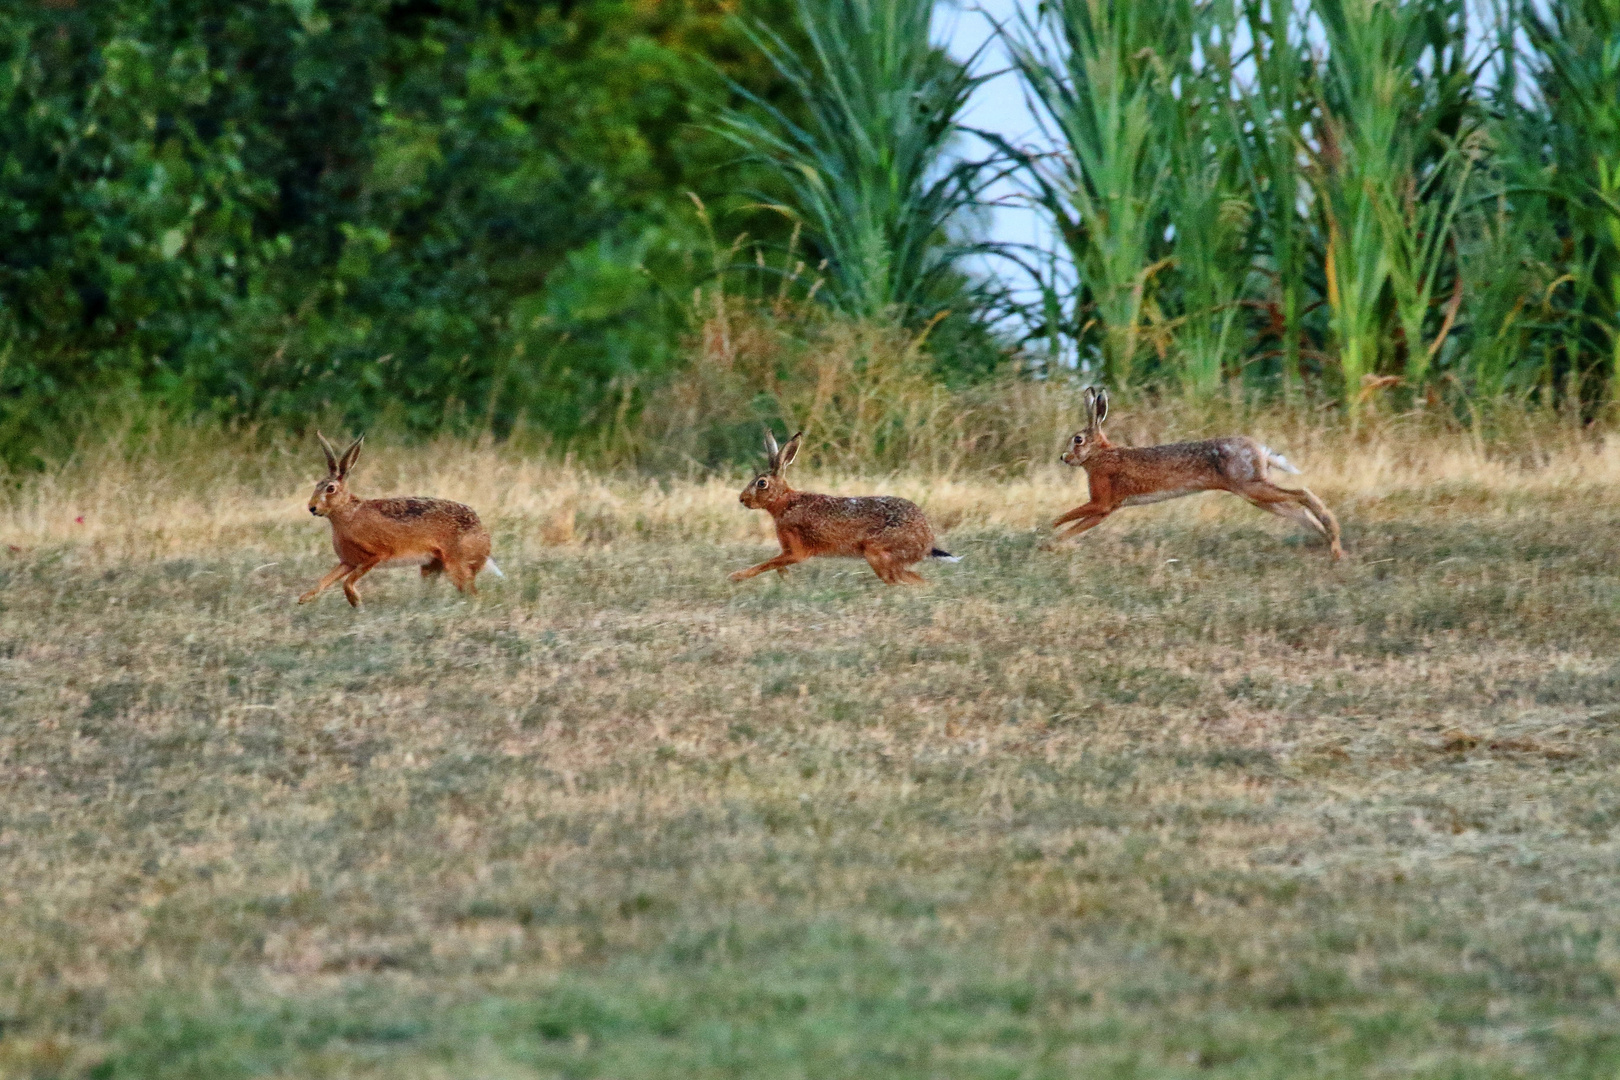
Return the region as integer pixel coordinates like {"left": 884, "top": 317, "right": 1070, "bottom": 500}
{"left": 2, "top": 423, "right": 1619, "bottom": 1077}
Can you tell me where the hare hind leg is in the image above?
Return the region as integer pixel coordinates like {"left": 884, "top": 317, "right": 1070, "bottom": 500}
{"left": 420, "top": 558, "right": 445, "bottom": 579}
{"left": 889, "top": 557, "right": 927, "bottom": 585}
{"left": 863, "top": 549, "right": 925, "bottom": 585}
{"left": 862, "top": 550, "right": 897, "bottom": 584}
{"left": 730, "top": 550, "right": 808, "bottom": 582}
{"left": 442, "top": 555, "right": 480, "bottom": 595}
{"left": 1243, "top": 491, "right": 1323, "bottom": 532}
{"left": 1294, "top": 486, "right": 1344, "bottom": 559}
{"left": 1238, "top": 482, "right": 1343, "bottom": 560}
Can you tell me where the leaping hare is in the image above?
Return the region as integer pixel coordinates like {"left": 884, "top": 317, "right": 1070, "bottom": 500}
{"left": 299, "top": 432, "right": 503, "bottom": 607}
{"left": 1054, "top": 388, "right": 1343, "bottom": 560}
{"left": 730, "top": 428, "right": 959, "bottom": 585}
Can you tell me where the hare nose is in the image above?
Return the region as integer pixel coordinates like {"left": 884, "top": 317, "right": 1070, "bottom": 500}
{"left": 309, "top": 506, "right": 319, "bottom": 516}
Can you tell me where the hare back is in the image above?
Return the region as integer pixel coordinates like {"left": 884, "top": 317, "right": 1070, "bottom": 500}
{"left": 365, "top": 497, "right": 484, "bottom": 531}
{"left": 332, "top": 497, "right": 490, "bottom": 563}
{"left": 779, "top": 493, "right": 934, "bottom": 558}
{"left": 1102, "top": 437, "right": 1270, "bottom": 491}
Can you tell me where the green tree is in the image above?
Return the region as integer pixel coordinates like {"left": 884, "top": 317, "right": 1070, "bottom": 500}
{"left": 0, "top": 0, "right": 799, "bottom": 460}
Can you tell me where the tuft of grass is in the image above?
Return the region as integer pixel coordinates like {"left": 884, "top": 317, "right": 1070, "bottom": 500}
{"left": 3, "top": 419, "right": 1620, "bottom": 1076}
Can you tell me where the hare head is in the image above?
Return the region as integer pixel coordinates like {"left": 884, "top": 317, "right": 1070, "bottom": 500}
{"left": 1061, "top": 387, "right": 1110, "bottom": 467}
{"left": 309, "top": 432, "right": 364, "bottom": 517}
{"left": 740, "top": 427, "right": 802, "bottom": 509}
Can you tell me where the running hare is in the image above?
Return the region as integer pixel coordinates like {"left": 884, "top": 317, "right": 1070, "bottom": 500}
{"left": 298, "top": 432, "right": 503, "bottom": 607}
{"left": 730, "top": 428, "right": 959, "bottom": 585}
{"left": 1055, "top": 388, "right": 1343, "bottom": 559}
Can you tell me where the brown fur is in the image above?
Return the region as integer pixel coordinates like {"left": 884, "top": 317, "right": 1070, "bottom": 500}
{"left": 298, "top": 433, "right": 494, "bottom": 607}
{"left": 1055, "top": 388, "right": 1344, "bottom": 560}
{"left": 731, "top": 429, "right": 952, "bottom": 585}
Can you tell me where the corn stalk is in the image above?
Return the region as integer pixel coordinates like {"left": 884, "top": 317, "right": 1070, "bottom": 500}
{"left": 996, "top": 0, "right": 1182, "bottom": 385}
{"left": 1307, "top": 0, "right": 1473, "bottom": 413}
{"left": 1511, "top": 0, "right": 1620, "bottom": 409}
{"left": 713, "top": 0, "right": 991, "bottom": 325}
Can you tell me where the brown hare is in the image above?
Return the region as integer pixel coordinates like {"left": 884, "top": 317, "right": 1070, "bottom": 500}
{"left": 730, "top": 428, "right": 959, "bottom": 585}
{"left": 298, "top": 432, "right": 503, "bottom": 607}
{"left": 1055, "top": 388, "right": 1343, "bottom": 559}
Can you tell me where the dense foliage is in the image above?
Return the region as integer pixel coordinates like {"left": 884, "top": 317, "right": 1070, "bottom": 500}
{"left": 2, "top": 0, "right": 1618, "bottom": 465}
{"left": 1000, "top": 0, "right": 1620, "bottom": 415}
{"left": 713, "top": 0, "right": 993, "bottom": 324}
{"left": 0, "top": 0, "right": 805, "bottom": 458}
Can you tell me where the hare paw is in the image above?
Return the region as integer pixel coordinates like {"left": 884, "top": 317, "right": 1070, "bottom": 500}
{"left": 296, "top": 591, "right": 319, "bottom": 604}
{"left": 727, "top": 569, "right": 751, "bottom": 583}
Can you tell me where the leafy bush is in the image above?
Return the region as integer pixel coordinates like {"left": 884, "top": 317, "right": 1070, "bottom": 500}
{"left": 0, "top": 0, "right": 800, "bottom": 462}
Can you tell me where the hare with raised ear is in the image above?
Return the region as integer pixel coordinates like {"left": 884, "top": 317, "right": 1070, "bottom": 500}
{"left": 298, "top": 432, "right": 503, "bottom": 607}
{"left": 1054, "top": 388, "right": 1344, "bottom": 559}
{"left": 730, "top": 427, "right": 960, "bottom": 585}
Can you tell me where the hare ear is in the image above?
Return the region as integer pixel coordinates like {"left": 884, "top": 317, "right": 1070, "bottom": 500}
{"left": 763, "top": 426, "right": 780, "bottom": 470}
{"left": 338, "top": 433, "right": 364, "bottom": 478}
{"left": 777, "top": 431, "right": 803, "bottom": 473}
{"left": 316, "top": 430, "right": 340, "bottom": 475}
{"left": 1082, "top": 386, "right": 1097, "bottom": 423}
{"left": 1094, "top": 389, "right": 1108, "bottom": 425}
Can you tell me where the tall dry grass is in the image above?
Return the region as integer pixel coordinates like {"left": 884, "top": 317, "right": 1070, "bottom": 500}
{"left": 640, "top": 293, "right": 1620, "bottom": 471}
{"left": 3, "top": 373, "right": 1615, "bottom": 562}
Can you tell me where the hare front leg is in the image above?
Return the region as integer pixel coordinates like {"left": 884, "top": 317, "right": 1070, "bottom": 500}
{"left": 1053, "top": 500, "right": 1113, "bottom": 529}
{"left": 341, "top": 559, "right": 382, "bottom": 607}
{"left": 1052, "top": 502, "right": 1113, "bottom": 541}
{"left": 729, "top": 550, "right": 808, "bottom": 582}
{"left": 299, "top": 563, "right": 353, "bottom": 604}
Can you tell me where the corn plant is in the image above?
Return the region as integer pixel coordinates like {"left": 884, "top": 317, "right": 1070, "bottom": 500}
{"left": 1506, "top": 0, "right": 1620, "bottom": 408}
{"left": 1305, "top": 0, "right": 1474, "bottom": 411}
{"left": 712, "top": 0, "right": 992, "bottom": 325}
{"left": 997, "top": 0, "right": 1186, "bottom": 385}
{"left": 1214, "top": 0, "right": 1320, "bottom": 394}
{"left": 1159, "top": 0, "right": 1253, "bottom": 396}
{"left": 1379, "top": 138, "right": 1474, "bottom": 388}
{"left": 1165, "top": 164, "right": 1253, "bottom": 396}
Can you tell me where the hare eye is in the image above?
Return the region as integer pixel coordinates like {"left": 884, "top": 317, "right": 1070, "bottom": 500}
{"left": 756, "top": 478, "right": 768, "bottom": 488}
{"left": 325, "top": 484, "right": 336, "bottom": 494}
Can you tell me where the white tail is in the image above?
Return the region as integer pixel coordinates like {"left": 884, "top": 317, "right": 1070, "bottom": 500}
{"left": 484, "top": 557, "right": 506, "bottom": 578}
{"left": 929, "top": 548, "right": 962, "bottom": 563}
{"left": 1262, "top": 447, "right": 1300, "bottom": 474}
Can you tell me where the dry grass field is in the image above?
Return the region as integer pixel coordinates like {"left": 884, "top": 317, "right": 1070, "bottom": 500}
{"left": 3, "top": 418, "right": 1620, "bottom": 1078}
